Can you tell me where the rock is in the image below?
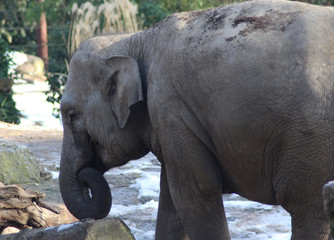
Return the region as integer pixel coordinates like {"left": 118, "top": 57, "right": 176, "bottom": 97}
{"left": 85, "top": 218, "right": 135, "bottom": 240}
{"left": 0, "top": 140, "right": 40, "bottom": 184}
{"left": 40, "top": 168, "right": 53, "bottom": 181}
{"left": 0, "top": 218, "right": 135, "bottom": 240}
{"left": 15, "top": 54, "right": 46, "bottom": 82}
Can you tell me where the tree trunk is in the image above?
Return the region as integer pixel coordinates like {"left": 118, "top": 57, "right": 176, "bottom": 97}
{"left": 0, "top": 218, "right": 135, "bottom": 240}
{"left": 0, "top": 183, "right": 77, "bottom": 233}
{"left": 36, "top": 0, "right": 48, "bottom": 68}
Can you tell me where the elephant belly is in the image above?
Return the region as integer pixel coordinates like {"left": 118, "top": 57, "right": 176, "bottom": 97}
{"left": 215, "top": 134, "right": 279, "bottom": 205}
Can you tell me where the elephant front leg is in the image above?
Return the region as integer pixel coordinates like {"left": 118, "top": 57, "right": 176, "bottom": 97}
{"left": 155, "top": 164, "right": 189, "bottom": 240}
{"left": 159, "top": 129, "right": 231, "bottom": 240}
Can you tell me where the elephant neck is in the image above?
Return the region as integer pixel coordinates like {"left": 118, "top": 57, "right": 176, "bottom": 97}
{"left": 128, "top": 31, "right": 157, "bottom": 103}
{"left": 140, "top": 113, "right": 161, "bottom": 160}
{"left": 128, "top": 32, "right": 160, "bottom": 157}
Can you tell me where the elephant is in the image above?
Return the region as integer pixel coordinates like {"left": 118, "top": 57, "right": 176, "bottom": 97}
{"left": 59, "top": 0, "right": 334, "bottom": 239}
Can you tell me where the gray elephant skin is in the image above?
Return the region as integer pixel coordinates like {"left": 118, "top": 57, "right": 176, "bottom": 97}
{"left": 59, "top": 0, "right": 334, "bottom": 239}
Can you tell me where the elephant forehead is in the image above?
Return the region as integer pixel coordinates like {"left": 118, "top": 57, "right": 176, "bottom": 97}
{"left": 68, "top": 58, "right": 102, "bottom": 87}
{"left": 70, "top": 53, "right": 107, "bottom": 80}
{"left": 70, "top": 52, "right": 92, "bottom": 71}
{"left": 62, "top": 78, "right": 93, "bottom": 110}
{"left": 66, "top": 71, "right": 88, "bottom": 92}
{"left": 64, "top": 81, "right": 94, "bottom": 103}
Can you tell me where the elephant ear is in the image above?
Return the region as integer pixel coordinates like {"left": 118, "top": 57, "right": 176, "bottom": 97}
{"left": 106, "top": 56, "right": 143, "bottom": 129}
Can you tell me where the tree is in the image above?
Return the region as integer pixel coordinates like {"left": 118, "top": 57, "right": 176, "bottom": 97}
{"left": 0, "top": 0, "right": 37, "bottom": 54}
{"left": 35, "top": 0, "right": 48, "bottom": 67}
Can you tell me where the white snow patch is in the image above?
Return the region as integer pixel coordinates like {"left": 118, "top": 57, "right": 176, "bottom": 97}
{"left": 57, "top": 222, "right": 79, "bottom": 232}
{"left": 109, "top": 200, "right": 159, "bottom": 217}
{"left": 44, "top": 168, "right": 60, "bottom": 179}
{"left": 12, "top": 82, "right": 62, "bottom": 130}
{"left": 224, "top": 200, "right": 274, "bottom": 210}
{"left": 7, "top": 51, "right": 28, "bottom": 74}
{"left": 130, "top": 171, "right": 160, "bottom": 198}
{"left": 109, "top": 200, "right": 159, "bottom": 240}
{"left": 225, "top": 200, "right": 291, "bottom": 240}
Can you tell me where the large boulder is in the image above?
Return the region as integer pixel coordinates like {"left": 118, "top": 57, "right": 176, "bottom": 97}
{"left": 0, "top": 140, "right": 40, "bottom": 184}
{"left": 15, "top": 55, "right": 45, "bottom": 82}
{"left": 8, "top": 52, "right": 46, "bottom": 83}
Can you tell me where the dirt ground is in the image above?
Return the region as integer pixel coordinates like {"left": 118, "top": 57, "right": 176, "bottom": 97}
{"left": 0, "top": 122, "right": 63, "bottom": 163}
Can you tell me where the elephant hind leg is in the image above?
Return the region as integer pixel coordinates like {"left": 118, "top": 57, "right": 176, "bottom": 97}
{"left": 166, "top": 156, "right": 230, "bottom": 240}
{"left": 290, "top": 211, "right": 330, "bottom": 240}
{"left": 275, "top": 178, "right": 330, "bottom": 240}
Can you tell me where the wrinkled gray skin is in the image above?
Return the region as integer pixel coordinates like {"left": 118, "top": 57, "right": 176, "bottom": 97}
{"left": 59, "top": 0, "right": 334, "bottom": 239}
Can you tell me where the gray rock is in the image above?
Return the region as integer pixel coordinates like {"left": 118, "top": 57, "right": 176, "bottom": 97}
{"left": 15, "top": 55, "right": 45, "bottom": 81}
{"left": 0, "top": 140, "right": 40, "bottom": 184}
{"left": 0, "top": 218, "right": 135, "bottom": 240}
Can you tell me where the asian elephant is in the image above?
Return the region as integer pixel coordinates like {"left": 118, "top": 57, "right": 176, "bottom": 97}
{"left": 59, "top": 0, "right": 334, "bottom": 239}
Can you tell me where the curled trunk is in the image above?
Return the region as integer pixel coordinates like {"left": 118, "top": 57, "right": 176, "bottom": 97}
{"left": 59, "top": 166, "right": 112, "bottom": 220}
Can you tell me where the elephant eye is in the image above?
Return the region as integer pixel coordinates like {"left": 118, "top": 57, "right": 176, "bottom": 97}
{"left": 68, "top": 109, "right": 77, "bottom": 123}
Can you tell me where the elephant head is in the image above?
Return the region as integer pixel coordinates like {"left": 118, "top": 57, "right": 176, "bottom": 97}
{"left": 59, "top": 37, "right": 150, "bottom": 220}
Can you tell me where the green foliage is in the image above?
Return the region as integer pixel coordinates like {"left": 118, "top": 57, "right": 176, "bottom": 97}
{"left": 311, "top": 0, "right": 334, "bottom": 5}
{"left": 0, "top": 0, "right": 37, "bottom": 54}
{"left": 45, "top": 73, "right": 66, "bottom": 118}
{"left": 134, "top": 0, "right": 234, "bottom": 28}
{"left": 0, "top": 39, "right": 11, "bottom": 81}
{"left": 0, "top": 92, "right": 20, "bottom": 124}
{"left": 158, "top": 0, "right": 223, "bottom": 12}
{"left": 135, "top": 0, "right": 168, "bottom": 28}
{"left": 0, "top": 38, "right": 20, "bottom": 124}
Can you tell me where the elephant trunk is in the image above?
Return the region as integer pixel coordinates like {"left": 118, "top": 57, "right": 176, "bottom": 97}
{"left": 59, "top": 165, "right": 112, "bottom": 220}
